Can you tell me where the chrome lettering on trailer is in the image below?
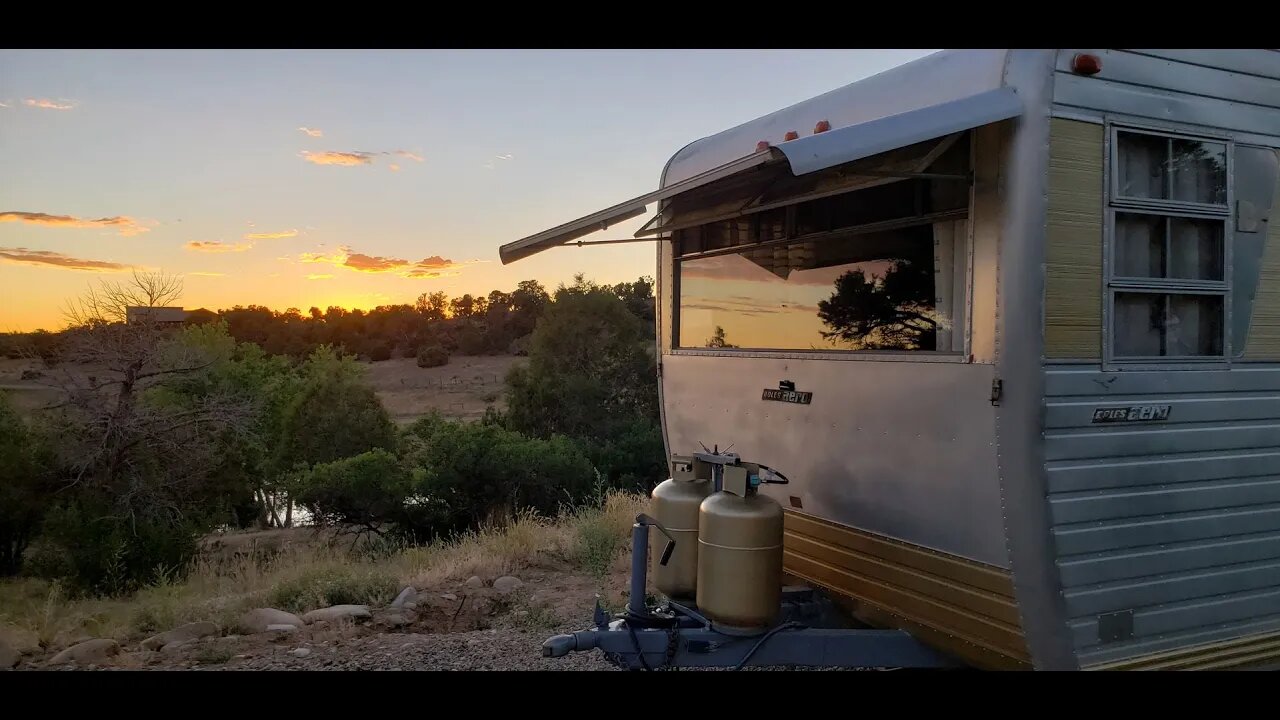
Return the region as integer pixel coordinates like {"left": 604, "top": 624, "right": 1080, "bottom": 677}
{"left": 762, "top": 380, "right": 812, "bottom": 405}
{"left": 1091, "top": 405, "right": 1172, "bottom": 423}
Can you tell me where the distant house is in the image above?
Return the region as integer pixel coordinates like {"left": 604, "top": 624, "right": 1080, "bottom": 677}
{"left": 125, "top": 306, "right": 187, "bottom": 325}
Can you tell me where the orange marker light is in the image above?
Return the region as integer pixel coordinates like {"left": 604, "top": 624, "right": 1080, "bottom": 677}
{"left": 756, "top": 140, "right": 771, "bottom": 152}
{"left": 783, "top": 130, "right": 799, "bottom": 141}
{"left": 814, "top": 120, "right": 831, "bottom": 134}
{"left": 1072, "top": 53, "right": 1102, "bottom": 76}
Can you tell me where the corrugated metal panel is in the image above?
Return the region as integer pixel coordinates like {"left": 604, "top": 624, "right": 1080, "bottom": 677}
{"left": 1054, "top": 51, "right": 1280, "bottom": 108}
{"left": 1125, "top": 50, "right": 1280, "bottom": 81}
{"left": 1044, "top": 118, "right": 1104, "bottom": 359}
{"left": 1044, "top": 362, "right": 1280, "bottom": 667}
{"left": 1052, "top": 50, "right": 1280, "bottom": 145}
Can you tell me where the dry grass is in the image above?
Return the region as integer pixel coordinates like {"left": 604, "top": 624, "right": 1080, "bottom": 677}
{"left": 0, "top": 490, "right": 649, "bottom": 653}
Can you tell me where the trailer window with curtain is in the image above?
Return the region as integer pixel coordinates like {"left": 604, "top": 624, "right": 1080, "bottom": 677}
{"left": 1106, "top": 125, "right": 1232, "bottom": 361}
{"left": 672, "top": 133, "right": 972, "bottom": 354}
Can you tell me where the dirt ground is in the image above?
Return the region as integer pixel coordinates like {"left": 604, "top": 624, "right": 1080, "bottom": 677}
{"left": 0, "top": 355, "right": 524, "bottom": 424}
{"left": 362, "top": 355, "right": 523, "bottom": 423}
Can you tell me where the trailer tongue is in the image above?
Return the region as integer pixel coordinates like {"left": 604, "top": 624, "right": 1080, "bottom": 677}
{"left": 541, "top": 449, "right": 962, "bottom": 670}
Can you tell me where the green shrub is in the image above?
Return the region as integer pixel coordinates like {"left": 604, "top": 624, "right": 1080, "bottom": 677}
{"left": 368, "top": 344, "right": 392, "bottom": 362}
{"left": 416, "top": 345, "right": 449, "bottom": 368}
{"left": 293, "top": 449, "right": 413, "bottom": 534}
{"left": 266, "top": 565, "right": 399, "bottom": 614}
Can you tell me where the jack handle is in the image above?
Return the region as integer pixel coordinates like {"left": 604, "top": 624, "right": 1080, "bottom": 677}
{"left": 756, "top": 464, "right": 791, "bottom": 485}
{"left": 635, "top": 513, "right": 677, "bottom": 566}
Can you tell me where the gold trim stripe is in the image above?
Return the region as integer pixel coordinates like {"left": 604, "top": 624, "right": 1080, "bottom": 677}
{"left": 782, "top": 511, "right": 1031, "bottom": 670}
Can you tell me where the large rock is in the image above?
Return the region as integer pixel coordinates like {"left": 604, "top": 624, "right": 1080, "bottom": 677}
{"left": 493, "top": 576, "right": 523, "bottom": 594}
{"left": 49, "top": 638, "right": 121, "bottom": 665}
{"left": 390, "top": 586, "right": 418, "bottom": 609}
{"left": 374, "top": 610, "right": 413, "bottom": 630}
{"left": 140, "top": 621, "right": 220, "bottom": 651}
{"left": 1, "top": 628, "right": 39, "bottom": 656}
{"left": 0, "top": 638, "right": 19, "bottom": 669}
{"left": 464, "top": 575, "right": 484, "bottom": 589}
{"left": 302, "top": 605, "right": 371, "bottom": 624}
{"left": 235, "top": 608, "right": 303, "bottom": 634}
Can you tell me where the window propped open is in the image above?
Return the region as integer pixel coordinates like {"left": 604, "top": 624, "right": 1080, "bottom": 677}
{"left": 673, "top": 132, "right": 974, "bottom": 355}
{"left": 647, "top": 132, "right": 969, "bottom": 237}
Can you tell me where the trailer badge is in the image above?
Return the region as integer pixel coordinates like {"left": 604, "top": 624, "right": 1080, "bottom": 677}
{"left": 1091, "top": 405, "right": 1172, "bottom": 423}
{"left": 762, "top": 380, "right": 812, "bottom": 405}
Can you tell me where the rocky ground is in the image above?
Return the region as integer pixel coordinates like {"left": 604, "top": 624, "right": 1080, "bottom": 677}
{"left": 3, "top": 568, "right": 630, "bottom": 672}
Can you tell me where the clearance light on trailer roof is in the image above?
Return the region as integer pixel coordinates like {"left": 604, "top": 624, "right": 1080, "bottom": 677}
{"left": 756, "top": 140, "right": 771, "bottom": 152}
{"left": 784, "top": 130, "right": 799, "bottom": 141}
{"left": 814, "top": 120, "right": 831, "bottom": 134}
{"left": 1072, "top": 53, "right": 1102, "bottom": 76}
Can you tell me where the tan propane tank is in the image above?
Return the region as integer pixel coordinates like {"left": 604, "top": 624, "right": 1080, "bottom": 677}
{"left": 696, "top": 461, "right": 786, "bottom": 631}
{"left": 649, "top": 456, "right": 712, "bottom": 601}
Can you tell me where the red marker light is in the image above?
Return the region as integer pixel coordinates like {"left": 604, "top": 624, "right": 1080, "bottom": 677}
{"left": 783, "top": 130, "right": 799, "bottom": 141}
{"left": 813, "top": 120, "right": 831, "bottom": 134}
{"left": 756, "top": 140, "right": 771, "bottom": 152}
{"left": 1072, "top": 53, "right": 1102, "bottom": 76}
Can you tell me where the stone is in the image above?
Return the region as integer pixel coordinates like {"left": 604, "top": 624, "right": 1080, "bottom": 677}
{"left": 290, "top": 647, "right": 312, "bottom": 658}
{"left": 235, "top": 608, "right": 304, "bottom": 635}
{"left": 302, "top": 605, "right": 371, "bottom": 624}
{"left": 403, "top": 601, "right": 418, "bottom": 610}
{"left": 493, "top": 576, "right": 523, "bottom": 594}
{"left": 265, "top": 623, "right": 297, "bottom": 633}
{"left": 441, "top": 593, "right": 458, "bottom": 602}
{"left": 140, "top": 621, "right": 220, "bottom": 651}
{"left": 160, "top": 640, "right": 190, "bottom": 655}
{"left": 0, "top": 638, "right": 19, "bottom": 669}
{"left": 49, "top": 638, "right": 121, "bottom": 665}
{"left": 464, "top": 575, "right": 484, "bottom": 589}
{"left": 374, "top": 611, "right": 412, "bottom": 629}
{"left": 390, "top": 586, "right": 418, "bottom": 609}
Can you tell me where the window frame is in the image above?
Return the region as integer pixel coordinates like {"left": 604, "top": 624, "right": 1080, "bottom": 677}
{"left": 670, "top": 205, "right": 974, "bottom": 361}
{"left": 1102, "top": 120, "right": 1236, "bottom": 370}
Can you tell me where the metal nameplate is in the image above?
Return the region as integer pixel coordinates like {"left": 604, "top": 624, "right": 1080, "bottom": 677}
{"left": 762, "top": 388, "right": 812, "bottom": 404}
{"left": 1091, "top": 405, "right": 1171, "bottom": 423}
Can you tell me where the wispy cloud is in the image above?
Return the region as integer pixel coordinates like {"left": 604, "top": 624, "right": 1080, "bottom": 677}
{"left": 306, "top": 274, "right": 333, "bottom": 280}
{"left": 0, "top": 101, "right": 10, "bottom": 109}
{"left": 299, "top": 246, "right": 477, "bottom": 279}
{"left": 0, "top": 211, "right": 150, "bottom": 237}
{"left": 298, "top": 127, "right": 324, "bottom": 138}
{"left": 185, "top": 240, "right": 252, "bottom": 253}
{"left": 187, "top": 271, "right": 225, "bottom": 277}
{"left": 23, "top": 98, "right": 76, "bottom": 111}
{"left": 0, "top": 247, "right": 130, "bottom": 272}
{"left": 243, "top": 229, "right": 298, "bottom": 240}
{"left": 496, "top": 153, "right": 513, "bottom": 160}
{"left": 388, "top": 164, "right": 401, "bottom": 172}
{"left": 301, "top": 149, "right": 425, "bottom": 168}
{"left": 300, "top": 150, "right": 376, "bottom": 166}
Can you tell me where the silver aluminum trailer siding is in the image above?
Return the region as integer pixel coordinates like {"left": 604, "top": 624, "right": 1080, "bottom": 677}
{"left": 498, "top": 48, "right": 1280, "bottom": 670}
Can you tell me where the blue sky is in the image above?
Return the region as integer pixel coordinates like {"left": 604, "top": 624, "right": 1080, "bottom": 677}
{"left": 0, "top": 49, "right": 937, "bottom": 331}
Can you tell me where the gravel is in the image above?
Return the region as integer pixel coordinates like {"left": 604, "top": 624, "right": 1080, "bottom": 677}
{"left": 192, "top": 628, "right": 619, "bottom": 671}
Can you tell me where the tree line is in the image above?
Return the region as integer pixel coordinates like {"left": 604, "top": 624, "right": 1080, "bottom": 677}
{"left": 3, "top": 277, "right": 656, "bottom": 363}
{"left": 0, "top": 272, "right": 665, "bottom": 595}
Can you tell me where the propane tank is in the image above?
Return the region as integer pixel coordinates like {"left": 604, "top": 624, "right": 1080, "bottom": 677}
{"left": 649, "top": 456, "right": 712, "bottom": 601}
{"left": 696, "top": 461, "right": 786, "bottom": 631}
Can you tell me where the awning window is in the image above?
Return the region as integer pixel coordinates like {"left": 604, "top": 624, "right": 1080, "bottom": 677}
{"left": 497, "top": 86, "right": 1021, "bottom": 264}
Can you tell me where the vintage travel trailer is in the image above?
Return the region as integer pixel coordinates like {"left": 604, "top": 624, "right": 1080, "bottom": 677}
{"left": 500, "top": 49, "right": 1280, "bottom": 671}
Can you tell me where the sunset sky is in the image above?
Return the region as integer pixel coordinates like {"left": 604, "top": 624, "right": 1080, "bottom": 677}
{"left": 0, "top": 49, "right": 936, "bottom": 332}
